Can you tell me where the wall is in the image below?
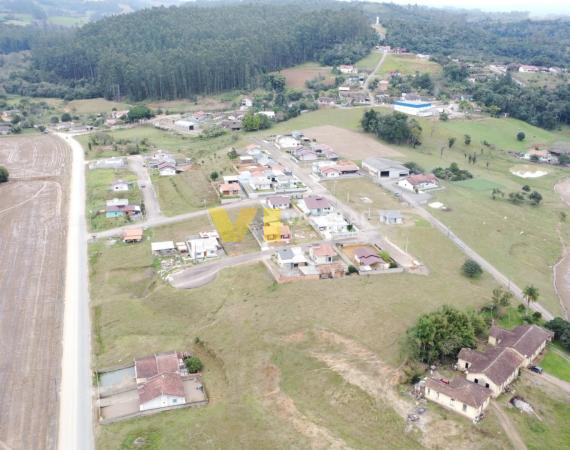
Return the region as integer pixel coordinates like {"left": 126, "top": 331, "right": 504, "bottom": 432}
{"left": 425, "top": 387, "right": 484, "bottom": 420}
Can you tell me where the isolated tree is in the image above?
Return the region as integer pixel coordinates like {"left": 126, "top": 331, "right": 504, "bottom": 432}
{"left": 462, "top": 259, "right": 483, "bottom": 279}
{"left": 0, "top": 166, "right": 9, "bottom": 183}
{"left": 61, "top": 112, "right": 72, "bottom": 122}
{"left": 529, "top": 191, "right": 542, "bottom": 205}
{"left": 464, "top": 134, "right": 471, "bottom": 145}
{"left": 516, "top": 131, "right": 526, "bottom": 141}
{"left": 50, "top": 116, "right": 59, "bottom": 124}
{"left": 491, "top": 188, "right": 504, "bottom": 200}
{"left": 184, "top": 356, "right": 203, "bottom": 374}
{"left": 347, "top": 265, "right": 358, "bottom": 275}
{"left": 448, "top": 137, "right": 456, "bottom": 149}
{"left": 523, "top": 285, "right": 539, "bottom": 307}
{"left": 209, "top": 171, "right": 219, "bottom": 181}
{"left": 491, "top": 287, "right": 512, "bottom": 307}
{"left": 522, "top": 184, "right": 531, "bottom": 192}
{"left": 439, "top": 111, "right": 449, "bottom": 121}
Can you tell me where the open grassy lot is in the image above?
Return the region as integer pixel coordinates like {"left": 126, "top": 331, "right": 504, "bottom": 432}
{"left": 505, "top": 377, "right": 570, "bottom": 450}
{"left": 147, "top": 96, "right": 233, "bottom": 114}
{"left": 91, "top": 202, "right": 503, "bottom": 448}
{"left": 151, "top": 170, "right": 219, "bottom": 216}
{"left": 65, "top": 98, "right": 132, "bottom": 115}
{"left": 540, "top": 348, "right": 570, "bottom": 382}
{"left": 280, "top": 62, "right": 334, "bottom": 89}
{"left": 86, "top": 168, "right": 141, "bottom": 232}
{"left": 377, "top": 54, "right": 442, "bottom": 77}
{"left": 355, "top": 51, "right": 382, "bottom": 71}
{"left": 513, "top": 72, "right": 569, "bottom": 89}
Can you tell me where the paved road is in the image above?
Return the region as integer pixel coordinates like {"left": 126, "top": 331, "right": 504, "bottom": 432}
{"left": 91, "top": 198, "right": 260, "bottom": 240}
{"left": 490, "top": 401, "right": 527, "bottom": 450}
{"left": 127, "top": 155, "right": 162, "bottom": 221}
{"left": 56, "top": 134, "right": 94, "bottom": 450}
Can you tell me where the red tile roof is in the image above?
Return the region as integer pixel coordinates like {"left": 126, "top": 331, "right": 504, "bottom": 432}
{"left": 135, "top": 351, "right": 181, "bottom": 379}
{"left": 458, "top": 347, "right": 524, "bottom": 386}
{"left": 489, "top": 324, "right": 553, "bottom": 358}
{"left": 137, "top": 372, "right": 186, "bottom": 405}
{"left": 313, "top": 243, "right": 336, "bottom": 257}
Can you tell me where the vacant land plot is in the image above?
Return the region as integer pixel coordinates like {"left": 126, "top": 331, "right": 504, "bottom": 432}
{"left": 0, "top": 134, "right": 69, "bottom": 450}
{"left": 90, "top": 193, "right": 504, "bottom": 448}
{"left": 151, "top": 170, "right": 219, "bottom": 216}
{"left": 147, "top": 96, "right": 232, "bottom": 114}
{"left": 453, "top": 178, "right": 503, "bottom": 191}
{"left": 514, "top": 72, "right": 568, "bottom": 89}
{"left": 356, "top": 51, "right": 383, "bottom": 71}
{"left": 65, "top": 98, "right": 132, "bottom": 114}
{"left": 302, "top": 125, "right": 403, "bottom": 160}
{"left": 378, "top": 54, "right": 442, "bottom": 77}
{"left": 86, "top": 168, "right": 141, "bottom": 231}
{"left": 281, "top": 62, "right": 334, "bottom": 89}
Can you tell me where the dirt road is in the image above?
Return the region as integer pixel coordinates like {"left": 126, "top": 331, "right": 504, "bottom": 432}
{"left": 554, "top": 178, "right": 570, "bottom": 319}
{"left": 0, "top": 134, "right": 69, "bottom": 450}
{"left": 490, "top": 401, "right": 528, "bottom": 450}
{"left": 127, "top": 155, "right": 162, "bottom": 221}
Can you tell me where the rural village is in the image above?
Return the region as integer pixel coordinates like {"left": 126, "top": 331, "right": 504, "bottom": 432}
{"left": 1, "top": 2, "right": 570, "bottom": 450}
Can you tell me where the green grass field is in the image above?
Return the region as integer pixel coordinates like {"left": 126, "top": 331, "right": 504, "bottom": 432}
{"left": 151, "top": 170, "right": 219, "bottom": 216}
{"left": 355, "top": 51, "right": 383, "bottom": 71}
{"left": 453, "top": 178, "right": 503, "bottom": 191}
{"left": 513, "top": 72, "right": 568, "bottom": 89}
{"left": 540, "top": 348, "right": 570, "bottom": 382}
{"left": 86, "top": 168, "right": 141, "bottom": 232}
{"left": 377, "top": 54, "right": 442, "bottom": 77}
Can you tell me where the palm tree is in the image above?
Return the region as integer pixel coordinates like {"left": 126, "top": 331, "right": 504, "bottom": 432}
{"left": 523, "top": 285, "right": 539, "bottom": 307}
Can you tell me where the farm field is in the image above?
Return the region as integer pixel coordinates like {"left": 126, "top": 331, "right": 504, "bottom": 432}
{"left": 0, "top": 134, "right": 70, "bottom": 450}
{"left": 86, "top": 168, "right": 141, "bottom": 232}
{"left": 65, "top": 98, "right": 132, "bottom": 114}
{"left": 302, "top": 125, "right": 403, "bottom": 160}
{"left": 151, "top": 170, "right": 219, "bottom": 216}
{"left": 280, "top": 62, "right": 334, "bottom": 89}
{"left": 377, "top": 54, "right": 442, "bottom": 77}
{"left": 90, "top": 208, "right": 506, "bottom": 449}
{"left": 355, "top": 50, "right": 383, "bottom": 71}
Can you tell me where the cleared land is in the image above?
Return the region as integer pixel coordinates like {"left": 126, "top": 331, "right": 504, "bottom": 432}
{"left": 377, "top": 54, "right": 442, "bottom": 77}
{"left": 65, "top": 98, "right": 132, "bottom": 115}
{"left": 301, "top": 125, "right": 403, "bottom": 160}
{"left": 0, "top": 134, "right": 70, "bottom": 450}
{"left": 147, "top": 97, "right": 232, "bottom": 114}
{"left": 281, "top": 62, "right": 334, "bottom": 89}
{"left": 513, "top": 72, "right": 568, "bottom": 89}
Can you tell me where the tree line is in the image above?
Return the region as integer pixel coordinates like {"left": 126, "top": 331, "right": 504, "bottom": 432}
{"left": 6, "top": 1, "right": 376, "bottom": 101}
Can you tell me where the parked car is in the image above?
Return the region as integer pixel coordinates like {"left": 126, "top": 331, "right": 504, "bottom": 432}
{"left": 530, "top": 365, "right": 543, "bottom": 374}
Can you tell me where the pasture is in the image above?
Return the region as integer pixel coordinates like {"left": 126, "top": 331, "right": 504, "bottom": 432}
{"left": 65, "top": 98, "right": 132, "bottom": 114}
{"left": 355, "top": 50, "right": 383, "bottom": 71}
{"left": 280, "top": 62, "right": 334, "bottom": 89}
{"left": 377, "top": 54, "right": 442, "bottom": 77}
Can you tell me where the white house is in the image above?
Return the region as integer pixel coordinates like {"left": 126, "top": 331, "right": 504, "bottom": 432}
{"left": 138, "top": 373, "right": 186, "bottom": 411}
{"left": 106, "top": 198, "right": 129, "bottom": 207}
{"left": 393, "top": 100, "right": 433, "bottom": 117}
{"left": 309, "top": 243, "right": 338, "bottom": 265}
{"left": 174, "top": 119, "right": 197, "bottom": 132}
{"left": 275, "top": 247, "right": 308, "bottom": 270}
{"left": 298, "top": 195, "right": 333, "bottom": 216}
{"left": 259, "top": 111, "right": 276, "bottom": 120}
{"left": 151, "top": 241, "right": 176, "bottom": 256}
{"left": 276, "top": 135, "right": 301, "bottom": 149}
{"left": 111, "top": 180, "right": 130, "bottom": 192}
{"left": 339, "top": 64, "right": 357, "bottom": 74}
{"left": 311, "top": 213, "right": 352, "bottom": 239}
{"left": 158, "top": 162, "right": 177, "bottom": 177}
{"left": 266, "top": 195, "right": 291, "bottom": 209}
{"left": 187, "top": 236, "right": 220, "bottom": 260}
{"left": 398, "top": 173, "right": 439, "bottom": 192}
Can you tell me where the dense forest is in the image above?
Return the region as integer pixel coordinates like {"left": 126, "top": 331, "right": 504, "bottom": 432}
{"left": 4, "top": 1, "right": 376, "bottom": 100}
{"left": 370, "top": 3, "right": 570, "bottom": 67}
{"left": 470, "top": 74, "right": 570, "bottom": 129}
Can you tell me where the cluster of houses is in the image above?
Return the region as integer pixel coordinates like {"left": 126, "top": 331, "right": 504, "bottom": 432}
{"left": 312, "top": 160, "right": 359, "bottom": 179}
{"left": 146, "top": 151, "right": 192, "bottom": 177}
{"left": 105, "top": 198, "right": 142, "bottom": 220}
{"left": 105, "top": 110, "right": 129, "bottom": 127}
{"left": 515, "top": 142, "right": 570, "bottom": 165}
{"left": 151, "top": 231, "right": 222, "bottom": 261}
{"left": 270, "top": 243, "right": 346, "bottom": 282}
{"left": 425, "top": 324, "right": 553, "bottom": 421}
{"left": 226, "top": 145, "right": 306, "bottom": 198}
{"left": 297, "top": 195, "right": 356, "bottom": 240}
{"left": 291, "top": 143, "right": 339, "bottom": 162}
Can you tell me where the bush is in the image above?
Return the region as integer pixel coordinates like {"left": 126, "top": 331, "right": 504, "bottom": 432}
{"left": 545, "top": 317, "right": 570, "bottom": 351}
{"left": 61, "top": 112, "right": 72, "bottom": 122}
{"left": 0, "top": 165, "right": 9, "bottom": 183}
{"left": 462, "top": 259, "right": 483, "bottom": 278}
{"left": 347, "top": 265, "right": 358, "bottom": 275}
{"left": 184, "top": 356, "right": 203, "bottom": 374}
{"left": 517, "top": 304, "right": 526, "bottom": 313}
{"left": 210, "top": 171, "right": 219, "bottom": 181}
{"left": 516, "top": 131, "right": 525, "bottom": 141}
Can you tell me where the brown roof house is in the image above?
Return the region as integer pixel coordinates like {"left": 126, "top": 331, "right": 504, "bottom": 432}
{"left": 138, "top": 372, "right": 187, "bottom": 412}
{"left": 488, "top": 324, "right": 553, "bottom": 366}
{"left": 425, "top": 377, "right": 492, "bottom": 420}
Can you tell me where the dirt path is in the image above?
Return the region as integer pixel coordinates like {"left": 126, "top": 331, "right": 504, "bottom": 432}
{"left": 490, "top": 401, "right": 527, "bottom": 450}
{"left": 260, "top": 364, "right": 354, "bottom": 450}
{"left": 553, "top": 178, "right": 570, "bottom": 319}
